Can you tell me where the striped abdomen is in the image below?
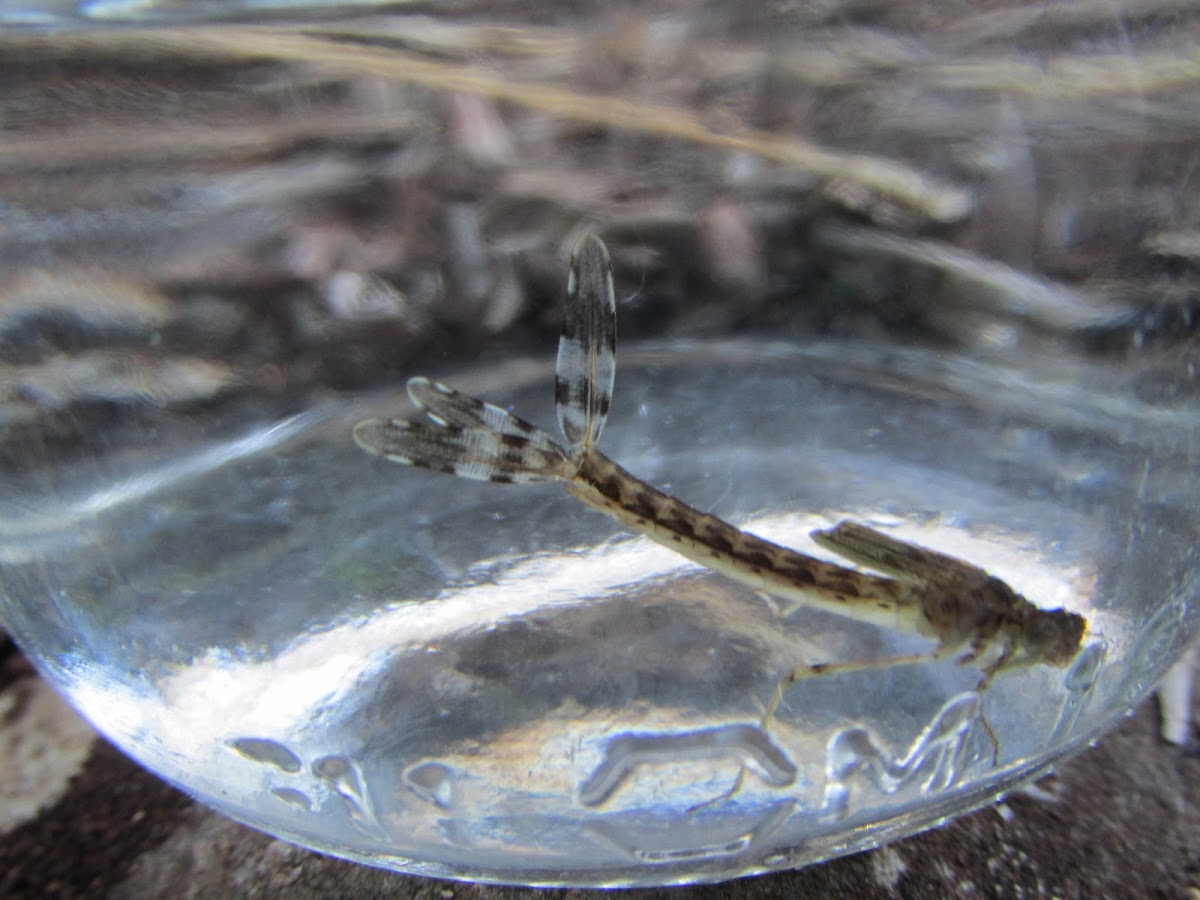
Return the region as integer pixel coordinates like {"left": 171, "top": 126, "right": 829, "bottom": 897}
{"left": 566, "top": 449, "right": 923, "bottom": 633}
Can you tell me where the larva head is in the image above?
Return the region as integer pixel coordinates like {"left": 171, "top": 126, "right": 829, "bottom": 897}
{"left": 1020, "top": 607, "right": 1087, "bottom": 667}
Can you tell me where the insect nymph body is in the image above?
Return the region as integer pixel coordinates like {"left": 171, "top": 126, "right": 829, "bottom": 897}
{"left": 353, "top": 235, "right": 1086, "bottom": 724}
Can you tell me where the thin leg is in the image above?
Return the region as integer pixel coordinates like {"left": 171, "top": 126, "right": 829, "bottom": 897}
{"left": 773, "top": 653, "right": 1000, "bottom": 765}
{"left": 689, "top": 651, "right": 941, "bottom": 815}
{"left": 759, "top": 652, "right": 937, "bottom": 732}
{"left": 955, "top": 640, "right": 1015, "bottom": 765}
{"left": 772, "top": 650, "right": 1002, "bottom": 766}
{"left": 978, "top": 710, "right": 1000, "bottom": 766}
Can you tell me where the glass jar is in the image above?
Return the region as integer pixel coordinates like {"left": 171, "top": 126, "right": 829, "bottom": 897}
{"left": 1, "top": 3, "right": 1197, "bottom": 885}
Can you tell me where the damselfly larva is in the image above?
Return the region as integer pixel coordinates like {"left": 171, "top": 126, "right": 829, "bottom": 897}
{"left": 353, "top": 234, "right": 1087, "bottom": 761}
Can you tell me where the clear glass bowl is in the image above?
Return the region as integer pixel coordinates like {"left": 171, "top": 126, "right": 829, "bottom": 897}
{"left": 2, "top": 2, "right": 1198, "bottom": 886}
